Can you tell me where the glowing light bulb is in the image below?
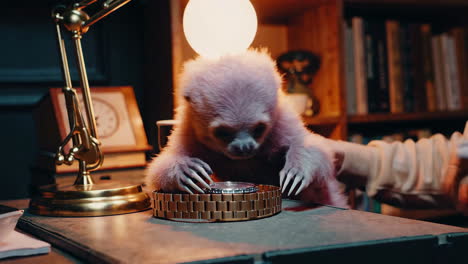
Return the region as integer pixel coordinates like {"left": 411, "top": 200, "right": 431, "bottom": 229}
{"left": 183, "top": 0, "right": 258, "bottom": 59}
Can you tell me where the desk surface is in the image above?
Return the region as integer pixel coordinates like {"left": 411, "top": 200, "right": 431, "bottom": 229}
{"left": 2, "top": 199, "right": 468, "bottom": 264}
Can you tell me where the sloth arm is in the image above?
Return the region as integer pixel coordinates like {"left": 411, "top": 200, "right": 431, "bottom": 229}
{"left": 270, "top": 100, "right": 335, "bottom": 195}
{"left": 146, "top": 108, "right": 213, "bottom": 192}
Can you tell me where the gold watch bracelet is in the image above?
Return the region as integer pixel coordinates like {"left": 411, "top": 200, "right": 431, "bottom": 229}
{"left": 152, "top": 185, "right": 281, "bottom": 222}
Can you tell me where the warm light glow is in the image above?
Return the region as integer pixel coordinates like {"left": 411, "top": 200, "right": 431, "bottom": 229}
{"left": 183, "top": 0, "right": 258, "bottom": 59}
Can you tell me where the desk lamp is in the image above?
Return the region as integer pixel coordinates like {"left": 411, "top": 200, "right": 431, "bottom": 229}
{"left": 29, "top": 0, "right": 150, "bottom": 216}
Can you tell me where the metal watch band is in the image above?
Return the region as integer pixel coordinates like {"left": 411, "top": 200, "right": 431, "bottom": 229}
{"left": 152, "top": 185, "right": 281, "bottom": 222}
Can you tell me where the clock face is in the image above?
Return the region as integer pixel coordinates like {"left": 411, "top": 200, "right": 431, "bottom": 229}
{"left": 92, "top": 98, "right": 120, "bottom": 139}
{"left": 56, "top": 87, "right": 139, "bottom": 151}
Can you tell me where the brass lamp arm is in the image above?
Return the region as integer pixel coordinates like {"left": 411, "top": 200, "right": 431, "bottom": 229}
{"left": 52, "top": 0, "right": 132, "bottom": 185}
{"left": 54, "top": 18, "right": 101, "bottom": 169}
{"left": 55, "top": 88, "right": 102, "bottom": 167}
{"left": 83, "top": 0, "right": 132, "bottom": 30}
{"left": 75, "top": 0, "right": 99, "bottom": 9}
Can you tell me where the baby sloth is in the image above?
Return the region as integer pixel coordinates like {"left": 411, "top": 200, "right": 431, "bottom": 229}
{"left": 146, "top": 50, "right": 346, "bottom": 207}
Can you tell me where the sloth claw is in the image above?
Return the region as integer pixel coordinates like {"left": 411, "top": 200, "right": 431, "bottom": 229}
{"left": 280, "top": 165, "right": 312, "bottom": 196}
{"left": 173, "top": 157, "right": 213, "bottom": 194}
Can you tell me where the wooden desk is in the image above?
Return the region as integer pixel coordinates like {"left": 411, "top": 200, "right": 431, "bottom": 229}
{"left": 1, "top": 198, "right": 467, "bottom": 264}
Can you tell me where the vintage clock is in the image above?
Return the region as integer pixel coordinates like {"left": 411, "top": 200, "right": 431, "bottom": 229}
{"left": 35, "top": 86, "right": 151, "bottom": 173}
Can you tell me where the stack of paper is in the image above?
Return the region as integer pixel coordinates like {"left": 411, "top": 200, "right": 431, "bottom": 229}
{"left": 0, "top": 231, "right": 50, "bottom": 259}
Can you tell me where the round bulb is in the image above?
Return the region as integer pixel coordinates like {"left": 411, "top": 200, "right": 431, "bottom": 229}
{"left": 183, "top": 0, "right": 257, "bottom": 59}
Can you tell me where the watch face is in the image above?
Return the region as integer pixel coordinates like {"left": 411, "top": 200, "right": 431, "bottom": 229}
{"left": 205, "top": 181, "right": 258, "bottom": 194}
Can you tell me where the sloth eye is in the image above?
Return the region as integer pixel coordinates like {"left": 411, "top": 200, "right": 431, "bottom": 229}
{"left": 252, "top": 123, "right": 267, "bottom": 139}
{"left": 213, "top": 126, "right": 235, "bottom": 142}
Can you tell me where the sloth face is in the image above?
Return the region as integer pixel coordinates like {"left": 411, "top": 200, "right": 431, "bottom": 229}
{"left": 210, "top": 122, "right": 268, "bottom": 160}
{"left": 181, "top": 51, "right": 281, "bottom": 159}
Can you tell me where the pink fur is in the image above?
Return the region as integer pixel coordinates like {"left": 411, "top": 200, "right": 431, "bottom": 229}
{"left": 146, "top": 50, "right": 347, "bottom": 207}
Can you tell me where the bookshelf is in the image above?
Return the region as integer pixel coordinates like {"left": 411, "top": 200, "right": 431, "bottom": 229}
{"left": 348, "top": 110, "right": 468, "bottom": 124}
{"left": 169, "top": 0, "right": 468, "bottom": 141}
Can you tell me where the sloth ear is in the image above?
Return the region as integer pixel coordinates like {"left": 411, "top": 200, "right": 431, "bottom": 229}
{"left": 184, "top": 95, "right": 191, "bottom": 103}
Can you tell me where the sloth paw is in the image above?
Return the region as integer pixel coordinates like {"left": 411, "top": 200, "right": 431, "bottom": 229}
{"left": 279, "top": 165, "right": 312, "bottom": 196}
{"left": 171, "top": 157, "right": 214, "bottom": 194}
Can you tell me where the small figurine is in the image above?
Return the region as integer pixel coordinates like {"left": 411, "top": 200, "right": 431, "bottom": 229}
{"left": 277, "top": 50, "right": 321, "bottom": 116}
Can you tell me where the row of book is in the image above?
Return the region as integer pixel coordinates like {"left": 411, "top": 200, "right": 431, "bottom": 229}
{"left": 344, "top": 17, "right": 468, "bottom": 115}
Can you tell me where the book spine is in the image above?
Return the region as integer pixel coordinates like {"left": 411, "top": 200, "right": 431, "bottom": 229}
{"left": 344, "top": 20, "right": 357, "bottom": 115}
{"left": 410, "top": 24, "right": 427, "bottom": 112}
{"left": 364, "top": 20, "right": 380, "bottom": 113}
{"left": 440, "top": 33, "right": 456, "bottom": 110}
{"left": 352, "top": 17, "right": 368, "bottom": 114}
{"left": 386, "top": 20, "right": 404, "bottom": 113}
{"left": 447, "top": 33, "right": 462, "bottom": 110}
{"left": 452, "top": 27, "right": 468, "bottom": 110}
{"left": 400, "top": 23, "right": 415, "bottom": 112}
{"left": 421, "top": 24, "right": 437, "bottom": 112}
{"left": 375, "top": 20, "right": 390, "bottom": 112}
{"left": 463, "top": 27, "right": 468, "bottom": 109}
{"left": 431, "top": 35, "right": 447, "bottom": 110}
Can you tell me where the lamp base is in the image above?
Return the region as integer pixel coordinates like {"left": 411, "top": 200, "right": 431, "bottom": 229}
{"left": 29, "top": 182, "right": 151, "bottom": 217}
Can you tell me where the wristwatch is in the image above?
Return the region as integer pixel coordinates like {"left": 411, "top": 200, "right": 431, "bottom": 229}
{"left": 152, "top": 182, "right": 282, "bottom": 222}
{"left": 204, "top": 181, "right": 258, "bottom": 194}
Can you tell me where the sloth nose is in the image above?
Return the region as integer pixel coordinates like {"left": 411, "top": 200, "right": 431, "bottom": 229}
{"left": 231, "top": 142, "right": 255, "bottom": 156}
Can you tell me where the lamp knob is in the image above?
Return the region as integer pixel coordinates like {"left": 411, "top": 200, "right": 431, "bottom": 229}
{"left": 62, "top": 9, "right": 90, "bottom": 34}
{"left": 64, "top": 154, "right": 75, "bottom": 165}
{"left": 56, "top": 153, "right": 65, "bottom": 165}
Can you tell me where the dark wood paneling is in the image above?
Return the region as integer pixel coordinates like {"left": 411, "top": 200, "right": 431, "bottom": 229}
{"left": 0, "top": 8, "right": 108, "bottom": 84}
{"left": 0, "top": 1, "right": 165, "bottom": 199}
{"left": 142, "top": 0, "right": 175, "bottom": 149}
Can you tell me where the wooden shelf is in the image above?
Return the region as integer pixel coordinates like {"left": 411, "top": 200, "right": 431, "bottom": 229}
{"left": 345, "top": 0, "right": 468, "bottom": 7}
{"left": 251, "top": 0, "right": 468, "bottom": 24}
{"left": 303, "top": 115, "right": 342, "bottom": 126}
{"left": 251, "top": 0, "right": 323, "bottom": 24}
{"left": 253, "top": 0, "right": 468, "bottom": 23}
{"left": 348, "top": 110, "right": 468, "bottom": 124}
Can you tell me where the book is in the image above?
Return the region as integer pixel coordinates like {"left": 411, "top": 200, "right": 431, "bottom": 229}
{"left": 364, "top": 19, "right": 381, "bottom": 113}
{"left": 386, "top": 20, "right": 404, "bottom": 113}
{"left": 362, "top": 19, "right": 390, "bottom": 113}
{"left": 36, "top": 150, "right": 147, "bottom": 174}
{"left": 462, "top": 26, "right": 468, "bottom": 109}
{"left": 431, "top": 35, "right": 447, "bottom": 111}
{"left": 352, "top": 17, "right": 368, "bottom": 114}
{"left": 421, "top": 24, "right": 437, "bottom": 112}
{"left": 400, "top": 22, "right": 416, "bottom": 112}
{"left": 461, "top": 26, "right": 468, "bottom": 109}
{"left": 441, "top": 33, "right": 461, "bottom": 110}
{"left": 0, "top": 231, "right": 50, "bottom": 260}
{"left": 373, "top": 20, "right": 390, "bottom": 113}
{"left": 446, "top": 33, "right": 462, "bottom": 110}
{"left": 344, "top": 20, "right": 357, "bottom": 115}
{"left": 410, "top": 24, "right": 428, "bottom": 112}
{"left": 452, "top": 27, "right": 468, "bottom": 109}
